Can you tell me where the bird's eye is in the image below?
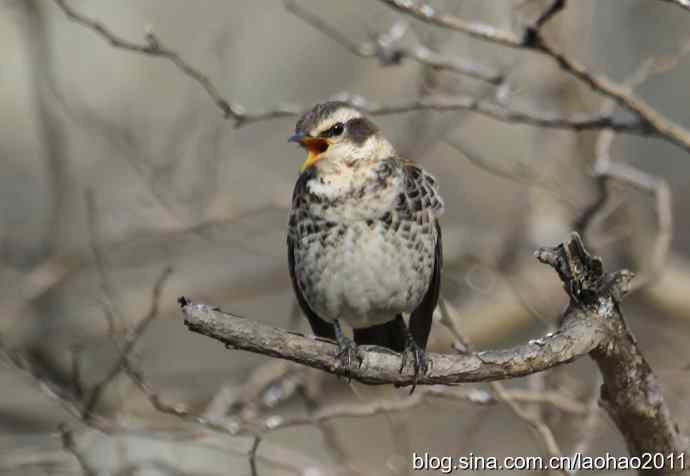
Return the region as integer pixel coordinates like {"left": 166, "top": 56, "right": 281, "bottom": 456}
{"left": 323, "top": 122, "right": 344, "bottom": 137}
{"left": 331, "top": 122, "right": 344, "bottom": 136}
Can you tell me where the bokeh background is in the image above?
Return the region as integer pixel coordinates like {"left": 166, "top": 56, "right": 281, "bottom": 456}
{"left": 1, "top": 0, "right": 689, "bottom": 474}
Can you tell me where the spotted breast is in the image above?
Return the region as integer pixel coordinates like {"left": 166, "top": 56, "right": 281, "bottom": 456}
{"left": 288, "top": 157, "right": 443, "bottom": 330}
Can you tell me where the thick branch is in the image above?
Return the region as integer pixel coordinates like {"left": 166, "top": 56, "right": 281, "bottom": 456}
{"left": 181, "top": 299, "right": 606, "bottom": 386}
{"left": 182, "top": 233, "right": 689, "bottom": 471}
{"left": 536, "top": 233, "right": 689, "bottom": 473}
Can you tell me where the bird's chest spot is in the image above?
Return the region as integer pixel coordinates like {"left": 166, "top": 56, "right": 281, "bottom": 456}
{"left": 296, "top": 220, "right": 435, "bottom": 326}
{"left": 307, "top": 178, "right": 401, "bottom": 223}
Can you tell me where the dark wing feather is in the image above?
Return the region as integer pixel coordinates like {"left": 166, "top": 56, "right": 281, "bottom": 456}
{"left": 287, "top": 169, "right": 336, "bottom": 340}
{"left": 401, "top": 159, "right": 443, "bottom": 350}
{"left": 408, "top": 220, "right": 442, "bottom": 350}
{"left": 288, "top": 235, "right": 336, "bottom": 340}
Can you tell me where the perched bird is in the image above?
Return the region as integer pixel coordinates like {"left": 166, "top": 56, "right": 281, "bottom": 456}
{"left": 287, "top": 101, "right": 443, "bottom": 386}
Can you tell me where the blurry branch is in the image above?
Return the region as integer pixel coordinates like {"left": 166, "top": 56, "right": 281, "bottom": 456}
{"left": 261, "top": 384, "right": 586, "bottom": 434}
{"left": 284, "top": 0, "right": 503, "bottom": 84}
{"left": 644, "top": 255, "right": 690, "bottom": 319}
{"left": 121, "top": 361, "right": 241, "bottom": 436}
{"left": 183, "top": 233, "right": 689, "bottom": 466}
{"left": 218, "top": 90, "right": 643, "bottom": 132}
{"left": 86, "top": 190, "right": 123, "bottom": 336}
{"left": 21, "top": 0, "right": 72, "bottom": 258}
{"left": 69, "top": 344, "right": 86, "bottom": 401}
{"left": 378, "top": 0, "right": 690, "bottom": 153}
{"left": 576, "top": 42, "right": 690, "bottom": 290}
{"left": 249, "top": 437, "right": 261, "bottom": 476}
{"left": 60, "top": 426, "right": 96, "bottom": 476}
{"left": 52, "top": 0, "right": 237, "bottom": 121}
{"left": 593, "top": 162, "right": 671, "bottom": 291}
{"left": 439, "top": 292, "right": 564, "bottom": 468}
{"left": 84, "top": 190, "right": 178, "bottom": 420}
{"left": 490, "top": 381, "right": 565, "bottom": 471}
{"left": 567, "top": 376, "right": 602, "bottom": 476}
{"left": 657, "top": 0, "right": 690, "bottom": 12}
{"left": 0, "top": 340, "right": 83, "bottom": 422}
{"left": 379, "top": 0, "right": 525, "bottom": 47}
{"left": 333, "top": 94, "right": 640, "bottom": 132}
{"left": 53, "top": 0, "right": 678, "bottom": 140}
{"left": 83, "top": 265, "right": 173, "bottom": 420}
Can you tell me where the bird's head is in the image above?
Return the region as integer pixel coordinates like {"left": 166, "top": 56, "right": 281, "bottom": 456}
{"left": 289, "top": 101, "right": 394, "bottom": 173}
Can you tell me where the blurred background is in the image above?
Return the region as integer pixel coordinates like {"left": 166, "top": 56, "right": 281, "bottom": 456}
{"left": 1, "top": 0, "right": 689, "bottom": 474}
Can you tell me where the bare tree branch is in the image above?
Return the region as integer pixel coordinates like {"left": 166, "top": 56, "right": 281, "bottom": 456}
{"left": 657, "top": 0, "right": 690, "bottom": 12}
{"left": 377, "top": 0, "right": 690, "bottom": 153}
{"left": 536, "top": 234, "right": 689, "bottom": 467}
{"left": 377, "top": 0, "right": 524, "bottom": 48}
{"left": 181, "top": 297, "right": 607, "bottom": 386}
{"left": 53, "top": 0, "right": 677, "bottom": 143}
{"left": 82, "top": 265, "right": 173, "bottom": 420}
{"left": 52, "top": 0, "right": 237, "bottom": 120}
{"left": 181, "top": 233, "right": 689, "bottom": 469}
{"left": 576, "top": 42, "right": 690, "bottom": 290}
{"left": 490, "top": 381, "right": 565, "bottom": 474}
{"left": 439, "top": 282, "right": 565, "bottom": 470}
{"left": 284, "top": 0, "right": 503, "bottom": 84}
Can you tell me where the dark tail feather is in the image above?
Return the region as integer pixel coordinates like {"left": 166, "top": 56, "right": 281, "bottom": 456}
{"left": 353, "top": 316, "right": 406, "bottom": 353}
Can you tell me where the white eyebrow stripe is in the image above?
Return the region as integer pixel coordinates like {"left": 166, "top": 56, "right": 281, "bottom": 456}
{"left": 310, "top": 108, "right": 362, "bottom": 136}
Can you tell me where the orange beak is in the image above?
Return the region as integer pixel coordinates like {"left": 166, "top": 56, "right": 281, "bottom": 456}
{"left": 289, "top": 133, "right": 329, "bottom": 172}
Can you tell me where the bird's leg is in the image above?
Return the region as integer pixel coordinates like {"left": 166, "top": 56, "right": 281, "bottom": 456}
{"left": 398, "top": 317, "right": 429, "bottom": 394}
{"left": 333, "top": 319, "right": 360, "bottom": 379}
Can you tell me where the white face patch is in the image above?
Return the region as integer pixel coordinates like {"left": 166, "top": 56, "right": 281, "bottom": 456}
{"left": 324, "top": 134, "right": 394, "bottom": 164}
{"left": 307, "top": 135, "right": 397, "bottom": 200}
{"left": 308, "top": 107, "right": 362, "bottom": 137}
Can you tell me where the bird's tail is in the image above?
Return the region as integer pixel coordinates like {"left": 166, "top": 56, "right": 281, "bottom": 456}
{"left": 353, "top": 315, "right": 406, "bottom": 353}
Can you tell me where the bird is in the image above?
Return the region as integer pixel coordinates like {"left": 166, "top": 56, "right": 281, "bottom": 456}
{"left": 286, "top": 101, "right": 443, "bottom": 388}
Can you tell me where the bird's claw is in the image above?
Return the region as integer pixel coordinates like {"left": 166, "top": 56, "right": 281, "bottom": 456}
{"left": 335, "top": 336, "right": 361, "bottom": 382}
{"left": 400, "top": 340, "right": 429, "bottom": 394}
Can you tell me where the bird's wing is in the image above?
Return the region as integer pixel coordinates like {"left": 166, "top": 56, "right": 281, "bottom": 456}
{"left": 287, "top": 170, "right": 336, "bottom": 340}
{"left": 401, "top": 161, "right": 444, "bottom": 350}
{"left": 408, "top": 220, "right": 442, "bottom": 350}
{"left": 400, "top": 160, "right": 445, "bottom": 219}
{"left": 287, "top": 236, "right": 336, "bottom": 340}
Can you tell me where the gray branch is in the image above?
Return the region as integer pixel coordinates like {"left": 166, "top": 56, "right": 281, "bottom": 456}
{"left": 182, "top": 300, "right": 606, "bottom": 386}
{"left": 181, "top": 233, "right": 689, "bottom": 471}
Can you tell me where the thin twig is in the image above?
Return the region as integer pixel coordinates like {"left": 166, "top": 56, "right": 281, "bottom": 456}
{"left": 52, "top": 0, "right": 672, "bottom": 142}
{"left": 377, "top": 0, "right": 690, "bottom": 153}
{"left": 567, "top": 376, "right": 602, "bottom": 476}
{"left": 439, "top": 291, "right": 565, "bottom": 469}
{"left": 82, "top": 266, "right": 173, "bottom": 420}
{"left": 577, "top": 41, "right": 690, "bottom": 289}
{"left": 60, "top": 425, "right": 97, "bottom": 476}
{"left": 52, "top": 0, "right": 237, "bottom": 120}
{"left": 284, "top": 0, "right": 502, "bottom": 83}
{"left": 490, "top": 382, "right": 566, "bottom": 474}
{"left": 249, "top": 436, "right": 261, "bottom": 476}
{"left": 657, "top": 0, "right": 690, "bottom": 12}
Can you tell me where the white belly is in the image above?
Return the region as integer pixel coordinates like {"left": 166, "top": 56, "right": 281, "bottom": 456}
{"left": 297, "top": 221, "right": 435, "bottom": 328}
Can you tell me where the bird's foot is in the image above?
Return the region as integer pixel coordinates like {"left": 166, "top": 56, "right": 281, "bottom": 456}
{"left": 334, "top": 335, "right": 361, "bottom": 381}
{"left": 333, "top": 321, "right": 361, "bottom": 381}
{"left": 400, "top": 338, "right": 429, "bottom": 394}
